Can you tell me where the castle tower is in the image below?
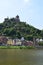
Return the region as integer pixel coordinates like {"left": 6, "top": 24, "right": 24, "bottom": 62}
{"left": 16, "top": 15, "right": 19, "bottom": 19}
{"left": 15, "top": 15, "right": 20, "bottom": 22}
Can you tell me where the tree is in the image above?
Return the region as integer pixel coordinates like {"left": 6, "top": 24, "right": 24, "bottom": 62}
{"left": 41, "top": 30, "right": 43, "bottom": 39}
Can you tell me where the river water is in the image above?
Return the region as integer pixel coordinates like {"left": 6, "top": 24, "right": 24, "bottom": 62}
{"left": 0, "top": 49, "right": 43, "bottom": 65}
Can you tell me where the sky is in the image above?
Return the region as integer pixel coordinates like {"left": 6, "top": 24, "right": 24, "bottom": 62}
{"left": 0, "top": 0, "right": 43, "bottom": 30}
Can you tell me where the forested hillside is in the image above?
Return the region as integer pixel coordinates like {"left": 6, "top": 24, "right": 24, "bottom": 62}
{"left": 0, "top": 15, "right": 43, "bottom": 40}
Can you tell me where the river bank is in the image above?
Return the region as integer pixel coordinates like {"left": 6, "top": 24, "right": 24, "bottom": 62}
{"left": 0, "top": 46, "right": 35, "bottom": 49}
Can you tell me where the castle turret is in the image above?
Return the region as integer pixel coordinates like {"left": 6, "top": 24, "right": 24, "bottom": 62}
{"left": 16, "top": 15, "right": 19, "bottom": 19}
{"left": 15, "top": 15, "right": 20, "bottom": 22}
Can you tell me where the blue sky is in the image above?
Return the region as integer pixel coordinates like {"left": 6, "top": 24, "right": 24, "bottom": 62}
{"left": 0, "top": 0, "right": 43, "bottom": 30}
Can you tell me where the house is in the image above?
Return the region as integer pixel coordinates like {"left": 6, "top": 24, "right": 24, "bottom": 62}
{"left": 39, "top": 39, "right": 43, "bottom": 42}
{"left": 7, "top": 38, "right": 22, "bottom": 46}
{"left": 13, "top": 39, "right": 22, "bottom": 46}
{"left": 36, "top": 38, "right": 43, "bottom": 42}
{"left": 22, "top": 40, "right": 33, "bottom": 46}
{"left": 12, "top": 39, "right": 16, "bottom": 45}
{"left": 0, "top": 36, "right": 8, "bottom": 46}
{"left": 36, "top": 38, "right": 40, "bottom": 42}
{"left": 7, "top": 39, "right": 13, "bottom": 45}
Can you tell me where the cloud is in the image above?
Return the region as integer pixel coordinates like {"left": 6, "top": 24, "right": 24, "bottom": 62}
{"left": 24, "top": 0, "right": 29, "bottom": 3}
{"left": 23, "top": 0, "right": 31, "bottom": 5}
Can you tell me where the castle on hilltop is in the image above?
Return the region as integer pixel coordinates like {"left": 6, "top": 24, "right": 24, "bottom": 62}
{"left": 4, "top": 15, "right": 20, "bottom": 23}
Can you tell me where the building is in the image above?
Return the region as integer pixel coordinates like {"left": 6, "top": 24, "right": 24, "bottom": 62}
{"left": 15, "top": 15, "right": 20, "bottom": 22}
{"left": 12, "top": 39, "right": 22, "bottom": 46}
{"left": 12, "top": 39, "right": 16, "bottom": 45}
{"left": 7, "top": 39, "right": 13, "bottom": 45}
{"left": 0, "top": 36, "right": 8, "bottom": 46}
{"left": 21, "top": 40, "right": 33, "bottom": 46}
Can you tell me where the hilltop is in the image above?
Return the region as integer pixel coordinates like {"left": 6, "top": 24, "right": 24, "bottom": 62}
{"left": 0, "top": 15, "right": 43, "bottom": 41}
